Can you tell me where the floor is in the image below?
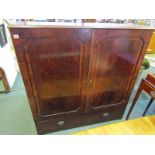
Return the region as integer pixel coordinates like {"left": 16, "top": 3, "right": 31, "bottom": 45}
{"left": 73, "top": 115, "right": 155, "bottom": 135}
{"left": 0, "top": 74, "right": 37, "bottom": 134}
{"left": 0, "top": 61, "right": 155, "bottom": 135}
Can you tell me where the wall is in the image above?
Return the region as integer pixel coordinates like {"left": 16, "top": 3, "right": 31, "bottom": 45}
{"left": 0, "top": 19, "right": 18, "bottom": 88}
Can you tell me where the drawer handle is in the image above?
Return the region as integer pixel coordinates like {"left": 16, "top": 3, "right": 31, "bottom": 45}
{"left": 57, "top": 121, "right": 65, "bottom": 126}
{"left": 102, "top": 112, "right": 109, "bottom": 117}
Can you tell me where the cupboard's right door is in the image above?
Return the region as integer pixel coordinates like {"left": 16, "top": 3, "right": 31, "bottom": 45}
{"left": 87, "top": 29, "right": 151, "bottom": 112}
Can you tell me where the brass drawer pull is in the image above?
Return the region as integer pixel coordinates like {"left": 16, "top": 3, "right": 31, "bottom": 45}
{"left": 102, "top": 112, "right": 109, "bottom": 117}
{"left": 57, "top": 121, "right": 65, "bottom": 126}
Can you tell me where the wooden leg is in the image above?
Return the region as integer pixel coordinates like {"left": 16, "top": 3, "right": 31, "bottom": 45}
{"left": 142, "top": 98, "right": 154, "bottom": 116}
{"left": 0, "top": 68, "right": 10, "bottom": 93}
{"left": 126, "top": 81, "right": 143, "bottom": 120}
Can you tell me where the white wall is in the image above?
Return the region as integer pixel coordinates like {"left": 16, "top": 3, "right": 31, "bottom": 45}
{"left": 3, "top": 20, "right": 19, "bottom": 72}
{"left": 0, "top": 20, "right": 18, "bottom": 88}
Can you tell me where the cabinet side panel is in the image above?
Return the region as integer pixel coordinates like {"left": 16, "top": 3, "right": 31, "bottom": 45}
{"left": 9, "top": 28, "right": 38, "bottom": 121}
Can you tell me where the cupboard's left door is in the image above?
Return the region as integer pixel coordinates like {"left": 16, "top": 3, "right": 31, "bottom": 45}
{"left": 10, "top": 28, "right": 91, "bottom": 118}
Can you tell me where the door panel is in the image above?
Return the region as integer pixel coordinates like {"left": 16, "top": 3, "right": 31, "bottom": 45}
{"left": 23, "top": 29, "right": 91, "bottom": 116}
{"left": 88, "top": 30, "right": 145, "bottom": 109}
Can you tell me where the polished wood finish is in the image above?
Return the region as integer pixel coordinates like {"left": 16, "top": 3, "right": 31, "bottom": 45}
{"left": 73, "top": 115, "right": 155, "bottom": 135}
{"left": 9, "top": 26, "right": 153, "bottom": 134}
{"left": 21, "top": 28, "right": 91, "bottom": 116}
{"left": 0, "top": 67, "right": 10, "bottom": 93}
{"left": 126, "top": 74, "right": 155, "bottom": 119}
{"left": 87, "top": 30, "right": 149, "bottom": 111}
{"left": 147, "top": 31, "right": 155, "bottom": 53}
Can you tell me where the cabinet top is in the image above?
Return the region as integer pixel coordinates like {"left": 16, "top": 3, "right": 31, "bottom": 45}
{"left": 7, "top": 21, "right": 155, "bottom": 30}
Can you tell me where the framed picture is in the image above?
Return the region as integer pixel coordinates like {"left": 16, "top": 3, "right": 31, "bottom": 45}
{"left": 0, "top": 24, "right": 7, "bottom": 48}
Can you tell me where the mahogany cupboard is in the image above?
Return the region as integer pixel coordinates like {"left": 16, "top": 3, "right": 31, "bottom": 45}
{"left": 8, "top": 23, "right": 153, "bottom": 134}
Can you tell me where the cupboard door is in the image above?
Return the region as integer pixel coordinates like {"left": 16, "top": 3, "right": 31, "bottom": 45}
{"left": 87, "top": 30, "right": 147, "bottom": 110}
{"left": 21, "top": 28, "right": 91, "bottom": 116}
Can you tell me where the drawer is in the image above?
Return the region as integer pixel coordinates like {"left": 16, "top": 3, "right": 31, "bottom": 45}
{"left": 36, "top": 106, "right": 124, "bottom": 134}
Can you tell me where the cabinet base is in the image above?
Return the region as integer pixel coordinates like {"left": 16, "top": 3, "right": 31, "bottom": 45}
{"left": 35, "top": 108, "right": 124, "bottom": 134}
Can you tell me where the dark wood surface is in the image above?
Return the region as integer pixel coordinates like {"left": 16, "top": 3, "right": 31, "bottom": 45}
{"left": 86, "top": 30, "right": 153, "bottom": 112}
{"left": 9, "top": 27, "right": 153, "bottom": 134}
{"left": 0, "top": 67, "right": 10, "bottom": 93}
{"left": 22, "top": 29, "right": 91, "bottom": 116}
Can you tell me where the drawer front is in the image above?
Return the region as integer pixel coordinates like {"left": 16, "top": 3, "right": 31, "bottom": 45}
{"left": 36, "top": 105, "right": 124, "bottom": 134}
